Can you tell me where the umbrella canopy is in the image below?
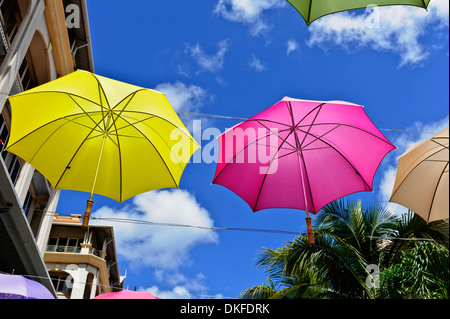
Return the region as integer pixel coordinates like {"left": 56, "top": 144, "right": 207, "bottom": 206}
{"left": 390, "top": 127, "right": 449, "bottom": 223}
{"left": 0, "top": 274, "right": 55, "bottom": 299}
{"left": 286, "top": 0, "right": 431, "bottom": 26}
{"left": 213, "top": 97, "right": 396, "bottom": 244}
{"left": 6, "top": 70, "right": 198, "bottom": 227}
{"left": 94, "top": 289, "right": 160, "bottom": 299}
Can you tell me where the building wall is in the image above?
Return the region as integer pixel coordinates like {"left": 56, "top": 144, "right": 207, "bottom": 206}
{"left": 0, "top": 0, "right": 93, "bottom": 296}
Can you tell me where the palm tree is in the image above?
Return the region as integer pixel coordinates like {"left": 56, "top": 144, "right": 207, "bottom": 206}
{"left": 379, "top": 241, "right": 449, "bottom": 299}
{"left": 240, "top": 199, "right": 449, "bottom": 299}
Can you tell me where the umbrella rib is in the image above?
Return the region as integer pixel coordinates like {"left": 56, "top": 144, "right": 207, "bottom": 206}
{"left": 25, "top": 118, "right": 85, "bottom": 164}
{"left": 105, "top": 92, "right": 137, "bottom": 133}
{"left": 276, "top": 149, "right": 299, "bottom": 160}
{"left": 97, "top": 84, "right": 107, "bottom": 132}
{"left": 111, "top": 116, "right": 156, "bottom": 133}
{"left": 104, "top": 91, "right": 144, "bottom": 202}
{"left": 246, "top": 118, "right": 292, "bottom": 128}
{"left": 299, "top": 127, "right": 374, "bottom": 191}
{"left": 294, "top": 123, "right": 396, "bottom": 179}
{"left": 288, "top": 102, "right": 316, "bottom": 214}
{"left": 8, "top": 91, "right": 108, "bottom": 142}
{"left": 297, "top": 148, "right": 317, "bottom": 214}
{"left": 116, "top": 115, "right": 179, "bottom": 188}
{"left": 253, "top": 133, "right": 293, "bottom": 212}
{"left": 111, "top": 89, "right": 149, "bottom": 110}
{"left": 307, "top": 0, "right": 313, "bottom": 25}
{"left": 119, "top": 110, "right": 197, "bottom": 142}
{"left": 67, "top": 92, "right": 110, "bottom": 133}
{"left": 298, "top": 104, "right": 324, "bottom": 147}
{"left": 289, "top": 101, "right": 395, "bottom": 151}
{"left": 301, "top": 122, "right": 397, "bottom": 147}
{"left": 91, "top": 72, "right": 111, "bottom": 108}
{"left": 294, "top": 102, "right": 326, "bottom": 128}
{"left": 431, "top": 139, "right": 449, "bottom": 149}
{"left": 61, "top": 114, "right": 105, "bottom": 133}
{"left": 402, "top": 146, "right": 447, "bottom": 181}
{"left": 14, "top": 90, "right": 109, "bottom": 111}
{"left": 110, "top": 110, "right": 124, "bottom": 203}
{"left": 85, "top": 132, "right": 119, "bottom": 148}
{"left": 5, "top": 112, "right": 104, "bottom": 151}
{"left": 427, "top": 163, "right": 448, "bottom": 223}
{"left": 212, "top": 127, "right": 293, "bottom": 183}
{"left": 391, "top": 145, "right": 448, "bottom": 200}
{"left": 255, "top": 120, "right": 297, "bottom": 149}
{"left": 299, "top": 124, "right": 341, "bottom": 149}
{"left": 54, "top": 116, "right": 107, "bottom": 189}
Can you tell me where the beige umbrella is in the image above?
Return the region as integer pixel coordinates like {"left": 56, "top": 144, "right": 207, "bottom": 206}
{"left": 390, "top": 126, "right": 449, "bottom": 223}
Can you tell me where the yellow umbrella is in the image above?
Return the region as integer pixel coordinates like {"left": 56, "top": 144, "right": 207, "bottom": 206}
{"left": 390, "top": 126, "right": 449, "bottom": 223}
{"left": 6, "top": 70, "right": 199, "bottom": 227}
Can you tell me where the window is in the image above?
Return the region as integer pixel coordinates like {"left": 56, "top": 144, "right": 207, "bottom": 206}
{"left": 51, "top": 274, "right": 73, "bottom": 293}
{"left": 47, "top": 237, "right": 82, "bottom": 254}
{"left": 0, "top": 113, "right": 9, "bottom": 155}
{"left": 56, "top": 238, "right": 68, "bottom": 252}
{"left": 8, "top": 155, "right": 21, "bottom": 184}
{"left": 0, "top": 0, "right": 21, "bottom": 44}
{"left": 67, "top": 239, "right": 79, "bottom": 253}
{"left": 23, "top": 190, "right": 33, "bottom": 215}
{"left": 18, "top": 57, "right": 36, "bottom": 91}
{"left": 47, "top": 238, "right": 58, "bottom": 252}
{"left": 0, "top": 41, "right": 6, "bottom": 63}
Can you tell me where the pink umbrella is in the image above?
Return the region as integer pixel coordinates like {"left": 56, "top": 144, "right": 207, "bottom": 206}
{"left": 213, "top": 97, "right": 396, "bottom": 245}
{"left": 94, "top": 289, "right": 161, "bottom": 299}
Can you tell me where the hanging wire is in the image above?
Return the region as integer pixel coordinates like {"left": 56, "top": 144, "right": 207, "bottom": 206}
{"left": 0, "top": 205, "right": 443, "bottom": 299}
{"left": 0, "top": 93, "right": 438, "bottom": 135}
{"left": 0, "top": 206, "right": 442, "bottom": 242}
{"left": 176, "top": 110, "right": 438, "bottom": 135}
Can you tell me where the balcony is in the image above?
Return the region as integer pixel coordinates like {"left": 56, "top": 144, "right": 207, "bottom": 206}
{"left": 46, "top": 244, "right": 105, "bottom": 259}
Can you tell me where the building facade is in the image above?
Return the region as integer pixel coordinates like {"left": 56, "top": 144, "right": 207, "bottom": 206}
{"left": 0, "top": 0, "right": 98, "bottom": 298}
{"left": 45, "top": 214, "right": 123, "bottom": 299}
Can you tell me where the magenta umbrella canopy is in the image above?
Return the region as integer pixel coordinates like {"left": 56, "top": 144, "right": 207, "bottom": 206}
{"left": 94, "top": 289, "right": 161, "bottom": 299}
{"left": 0, "top": 273, "right": 55, "bottom": 299}
{"left": 213, "top": 97, "right": 395, "bottom": 242}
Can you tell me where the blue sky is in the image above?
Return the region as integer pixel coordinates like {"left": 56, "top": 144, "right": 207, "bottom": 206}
{"left": 56, "top": 0, "right": 449, "bottom": 299}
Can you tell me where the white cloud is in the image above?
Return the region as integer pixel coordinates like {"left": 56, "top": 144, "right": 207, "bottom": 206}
{"left": 214, "top": 0, "right": 285, "bottom": 36}
{"left": 142, "top": 272, "right": 224, "bottom": 299}
{"left": 185, "top": 40, "right": 231, "bottom": 73}
{"left": 307, "top": 0, "right": 449, "bottom": 67}
{"left": 286, "top": 38, "right": 300, "bottom": 55}
{"left": 92, "top": 189, "right": 218, "bottom": 271}
{"left": 153, "top": 81, "right": 214, "bottom": 131}
{"left": 143, "top": 284, "right": 224, "bottom": 300}
{"left": 153, "top": 81, "right": 210, "bottom": 113}
{"left": 145, "top": 285, "right": 192, "bottom": 299}
{"left": 248, "top": 54, "right": 266, "bottom": 71}
{"left": 377, "top": 116, "right": 449, "bottom": 213}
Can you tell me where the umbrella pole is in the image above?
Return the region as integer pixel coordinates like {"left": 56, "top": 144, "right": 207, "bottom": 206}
{"left": 82, "top": 135, "right": 107, "bottom": 229}
{"left": 297, "top": 150, "right": 315, "bottom": 246}
{"left": 305, "top": 212, "right": 315, "bottom": 246}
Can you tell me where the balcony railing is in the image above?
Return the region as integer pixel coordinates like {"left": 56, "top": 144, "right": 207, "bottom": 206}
{"left": 46, "top": 245, "right": 104, "bottom": 259}
{"left": 47, "top": 245, "right": 81, "bottom": 254}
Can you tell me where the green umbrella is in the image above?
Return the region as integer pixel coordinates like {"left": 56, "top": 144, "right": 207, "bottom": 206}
{"left": 286, "top": 0, "right": 431, "bottom": 26}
